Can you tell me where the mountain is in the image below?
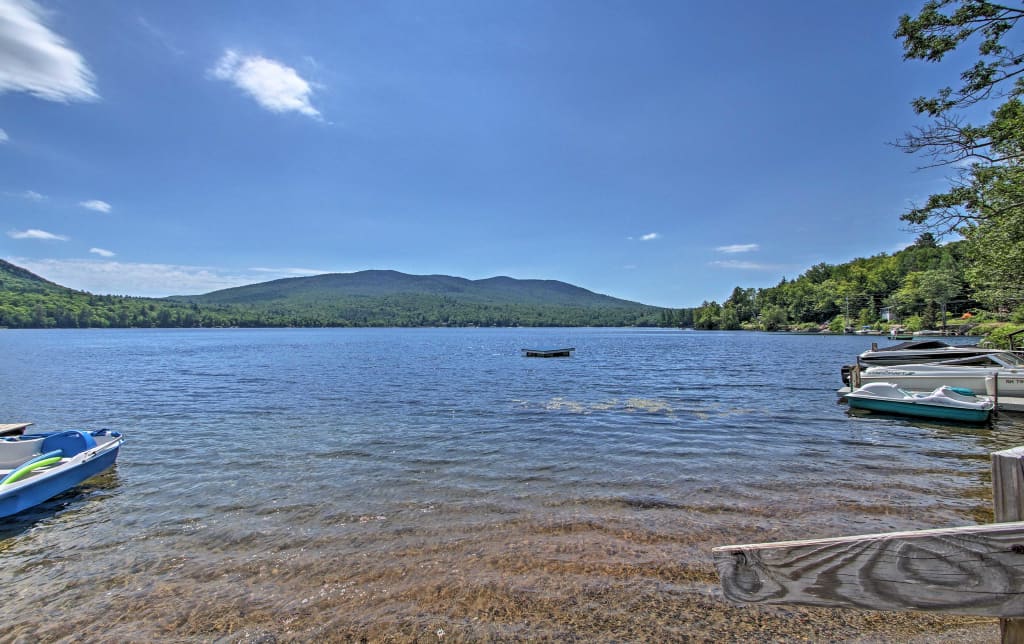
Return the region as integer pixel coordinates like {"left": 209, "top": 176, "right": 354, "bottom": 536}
{"left": 174, "top": 270, "right": 660, "bottom": 327}
{"left": 0, "top": 259, "right": 67, "bottom": 294}
{"left": 179, "top": 270, "right": 644, "bottom": 308}
{"left": 0, "top": 260, "right": 663, "bottom": 328}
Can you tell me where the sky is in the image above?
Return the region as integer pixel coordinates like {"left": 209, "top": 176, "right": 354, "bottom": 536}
{"left": 0, "top": 0, "right": 967, "bottom": 307}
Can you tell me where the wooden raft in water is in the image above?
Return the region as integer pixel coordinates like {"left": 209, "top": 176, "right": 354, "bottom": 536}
{"left": 0, "top": 423, "right": 32, "bottom": 437}
{"left": 521, "top": 348, "right": 575, "bottom": 358}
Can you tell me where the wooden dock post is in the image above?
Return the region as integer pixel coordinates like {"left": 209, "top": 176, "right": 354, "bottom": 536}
{"left": 993, "top": 447, "right": 1024, "bottom": 642}
{"left": 713, "top": 445, "right": 1024, "bottom": 642}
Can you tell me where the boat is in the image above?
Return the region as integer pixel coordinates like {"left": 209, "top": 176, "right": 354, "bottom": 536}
{"left": 857, "top": 339, "right": 1006, "bottom": 366}
{"left": 857, "top": 352, "right": 1024, "bottom": 397}
{"left": 521, "top": 347, "right": 575, "bottom": 358}
{"left": 845, "top": 382, "right": 994, "bottom": 423}
{"left": 888, "top": 328, "right": 914, "bottom": 340}
{"left": 0, "top": 429, "right": 124, "bottom": 519}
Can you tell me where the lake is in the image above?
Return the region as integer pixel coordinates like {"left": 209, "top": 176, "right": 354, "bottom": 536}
{"left": 0, "top": 328, "right": 1018, "bottom": 641}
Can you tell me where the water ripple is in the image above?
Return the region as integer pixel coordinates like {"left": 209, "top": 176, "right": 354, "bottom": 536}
{"left": 0, "top": 328, "right": 1015, "bottom": 640}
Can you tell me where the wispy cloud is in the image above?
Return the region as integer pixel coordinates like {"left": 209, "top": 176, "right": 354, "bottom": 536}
{"left": 211, "top": 49, "right": 321, "bottom": 119}
{"left": 21, "top": 189, "right": 45, "bottom": 201}
{"left": 0, "top": 128, "right": 7, "bottom": 143}
{"left": 9, "top": 258, "right": 332, "bottom": 297}
{"left": 709, "top": 259, "right": 779, "bottom": 271}
{"left": 137, "top": 16, "right": 184, "bottom": 56}
{"left": 250, "top": 266, "right": 328, "bottom": 276}
{"left": 715, "top": 243, "right": 759, "bottom": 254}
{"left": 640, "top": 232, "right": 659, "bottom": 241}
{"left": 8, "top": 228, "right": 68, "bottom": 240}
{"left": 89, "top": 247, "right": 114, "bottom": 257}
{"left": 0, "top": 0, "right": 99, "bottom": 102}
{"left": 79, "top": 199, "right": 111, "bottom": 213}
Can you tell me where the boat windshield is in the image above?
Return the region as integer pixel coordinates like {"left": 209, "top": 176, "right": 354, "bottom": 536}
{"left": 937, "top": 352, "right": 1024, "bottom": 367}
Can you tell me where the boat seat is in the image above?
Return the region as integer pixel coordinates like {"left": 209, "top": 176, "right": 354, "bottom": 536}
{"left": 41, "top": 431, "right": 96, "bottom": 459}
{"left": 0, "top": 438, "right": 46, "bottom": 470}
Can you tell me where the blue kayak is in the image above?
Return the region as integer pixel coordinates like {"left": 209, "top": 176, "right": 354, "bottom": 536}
{"left": 0, "top": 429, "right": 124, "bottom": 519}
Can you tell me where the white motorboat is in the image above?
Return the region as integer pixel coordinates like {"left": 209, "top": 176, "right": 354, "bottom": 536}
{"left": 858, "top": 352, "right": 1024, "bottom": 397}
{"left": 857, "top": 340, "right": 1006, "bottom": 366}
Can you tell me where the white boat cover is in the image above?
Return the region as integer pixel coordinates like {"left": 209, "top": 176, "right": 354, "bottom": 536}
{"left": 848, "top": 382, "right": 994, "bottom": 410}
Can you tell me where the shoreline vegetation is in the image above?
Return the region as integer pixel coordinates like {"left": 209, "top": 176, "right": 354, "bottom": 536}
{"left": 2, "top": 244, "right": 1023, "bottom": 349}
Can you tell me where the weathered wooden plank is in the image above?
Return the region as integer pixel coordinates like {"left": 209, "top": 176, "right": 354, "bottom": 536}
{"left": 713, "top": 521, "right": 1024, "bottom": 616}
{"left": 993, "top": 448, "right": 1024, "bottom": 642}
{"left": 994, "top": 447, "right": 1024, "bottom": 523}
{"left": 0, "top": 423, "right": 31, "bottom": 436}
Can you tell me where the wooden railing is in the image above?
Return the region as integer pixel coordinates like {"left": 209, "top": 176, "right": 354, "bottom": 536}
{"left": 713, "top": 447, "right": 1024, "bottom": 643}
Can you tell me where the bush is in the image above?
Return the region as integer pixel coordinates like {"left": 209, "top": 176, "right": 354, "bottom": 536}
{"left": 981, "top": 324, "right": 1024, "bottom": 349}
{"left": 903, "top": 315, "right": 923, "bottom": 332}
{"left": 1011, "top": 305, "right": 1024, "bottom": 324}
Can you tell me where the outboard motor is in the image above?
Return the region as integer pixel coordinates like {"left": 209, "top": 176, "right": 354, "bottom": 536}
{"left": 841, "top": 364, "right": 854, "bottom": 387}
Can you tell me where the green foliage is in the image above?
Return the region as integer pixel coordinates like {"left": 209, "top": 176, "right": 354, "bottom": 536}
{"left": 980, "top": 324, "right": 1024, "bottom": 349}
{"left": 1012, "top": 304, "right": 1024, "bottom": 323}
{"left": 894, "top": 1, "right": 1024, "bottom": 309}
{"left": 693, "top": 301, "right": 722, "bottom": 330}
{"left": 678, "top": 240, "right": 977, "bottom": 330}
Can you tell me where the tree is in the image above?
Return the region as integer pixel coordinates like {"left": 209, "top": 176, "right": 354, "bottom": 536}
{"left": 894, "top": 1, "right": 1024, "bottom": 309}
{"left": 895, "top": 1, "right": 1024, "bottom": 170}
{"left": 694, "top": 301, "right": 722, "bottom": 329}
{"left": 918, "top": 269, "right": 963, "bottom": 330}
{"left": 760, "top": 305, "right": 788, "bottom": 331}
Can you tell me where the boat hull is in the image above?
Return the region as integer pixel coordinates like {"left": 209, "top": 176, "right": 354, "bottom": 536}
{"left": 859, "top": 371, "right": 1024, "bottom": 397}
{"left": 847, "top": 396, "right": 991, "bottom": 423}
{"left": 0, "top": 440, "right": 121, "bottom": 519}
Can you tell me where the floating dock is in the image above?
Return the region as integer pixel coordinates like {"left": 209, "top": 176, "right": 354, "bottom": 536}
{"left": 521, "top": 347, "right": 575, "bottom": 358}
{"left": 0, "top": 423, "right": 32, "bottom": 436}
{"left": 837, "top": 387, "right": 1024, "bottom": 413}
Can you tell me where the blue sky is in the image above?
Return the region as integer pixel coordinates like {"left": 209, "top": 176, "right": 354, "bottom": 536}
{"left": 1, "top": 0, "right": 960, "bottom": 307}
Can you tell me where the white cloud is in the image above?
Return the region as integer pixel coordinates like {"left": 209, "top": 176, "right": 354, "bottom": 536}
{"left": 8, "top": 228, "right": 68, "bottom": 240}
{"left": 0, "top": 0, "right": 98, "bottom": 102}
{"left": 89, "top": 247, "right": 114, "bottom": 257}
{"left": 22, "top": 189, "right": 45, "bottom": 201}
{"left": 79, "top": 199, "right": 111, "bottom": 213}
{"left": 0, "top": 127, "right": 7, "bottom": 142}
{"left": 8, "top": 258, "right": 332, "bottom": 297}
{"left": 640, "top": 233, "right": 659, "bottom": 241}
{"left": 211, "top": 49, "right": 320, "bottom": 119}
{"left": 715, "top": 243, "right": 759, "bottom": 254}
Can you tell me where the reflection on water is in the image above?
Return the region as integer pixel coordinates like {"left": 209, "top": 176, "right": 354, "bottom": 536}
{"left": 0, "top": 329, "right": 1016, "bottom": 640}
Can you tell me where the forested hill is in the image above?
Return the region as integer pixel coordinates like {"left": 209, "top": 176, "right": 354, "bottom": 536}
{"left": 172, "top": 270, "right": 659, "bottom": 327}
{"left": 0, "top": 260, "right": 662, "bottom": 328}
{"left": 0, "top": 258, "right": 66, "bottom": 293}
{"left": 179, "top": 270, "right": 639, "bottom": 308}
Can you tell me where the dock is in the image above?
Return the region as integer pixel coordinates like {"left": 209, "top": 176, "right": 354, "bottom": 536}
{"left": 0, "top": 423, "right": 32, "bottom": 436}
{"left": 521, "top": 347, "right": 575, "bottom": 358}
{"left": 837, "top": 387, "right": 1024, "bottom": 412}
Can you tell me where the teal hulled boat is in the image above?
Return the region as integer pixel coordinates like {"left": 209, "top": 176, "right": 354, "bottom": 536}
{"left": 845, "top": 382, "right": 993, "bottom": 423}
